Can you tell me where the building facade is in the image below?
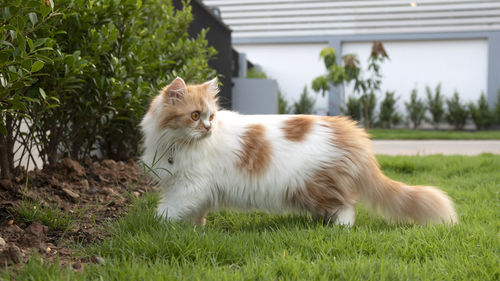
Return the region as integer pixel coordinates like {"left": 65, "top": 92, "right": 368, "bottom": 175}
{"left": 203, "top": 0, "right": 500, "bottom": 115}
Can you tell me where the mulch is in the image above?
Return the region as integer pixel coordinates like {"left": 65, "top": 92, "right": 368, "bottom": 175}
{"left": 0, "top": 158, "right": 154, "bottom": 270}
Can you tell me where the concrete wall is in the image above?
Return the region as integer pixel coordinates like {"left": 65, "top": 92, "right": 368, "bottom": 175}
{"left": 342, "top": 39, "right": 489, "bottom": 111}
{"left": 232, "top": 78, "right": 278, "bottom": 114}
{"left": 234, "top": 43, "right": 329, "bottom": 113}
{"left": 235, "top": 38, "right": 493, "bottom": 115}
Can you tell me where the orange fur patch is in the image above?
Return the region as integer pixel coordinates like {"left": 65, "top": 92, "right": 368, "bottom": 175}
{"left": 320, "top": 116, "right": 371, "bottom": 151}
{"left": 290, "top": 167, "right": 356, "bottom": 219}
{"left": 285, "top": 116, "right": 372, "bottom": 220}
{"left": 320, "top": 116, "right": 376, "bottom": 179}
{"left": 281, "top": 115, "right": 315, "bottom": 142}
{"left": 318, "top": 116, "right": 457, "bottom": 224}
{"left": 237, "top": 124, "right": 271, "bottom": 176}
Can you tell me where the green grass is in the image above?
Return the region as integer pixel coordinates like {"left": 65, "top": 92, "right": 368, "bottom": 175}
{"left": 3, "top": 155, "right": 500, "bottom": 280}
{"left": 13, "top": 199, "right": 79, "bottom": 231}
{"left": 368, "top": 129, "right": 500, "bottom": 140}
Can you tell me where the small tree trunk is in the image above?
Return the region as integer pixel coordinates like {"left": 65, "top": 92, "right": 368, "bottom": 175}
{"left": 46, "top": 121, "right": 62, "bottom": 165}
{"left": 363, "top": 99, "right": 370, "bottom": 129}
{"left": 0, "top": 135, "right": 11, "bottom": 179}
{"left": 0, "top": 116, "right": 15, "bottom": 179}
{"left": 6, "top": 128, "right": 14, "bottom": 173}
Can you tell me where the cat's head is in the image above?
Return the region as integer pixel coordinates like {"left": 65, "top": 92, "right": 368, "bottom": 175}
{"left": 148, "top": 77, "right": 219, "bottom": 141}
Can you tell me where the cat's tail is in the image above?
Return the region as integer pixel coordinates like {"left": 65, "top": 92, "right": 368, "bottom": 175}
{"left": 359, "top": 170, "right": 458, "bottom": 225}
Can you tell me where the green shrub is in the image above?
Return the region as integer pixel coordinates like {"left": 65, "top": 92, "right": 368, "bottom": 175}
{"left": 353, "top": 42, "right": 388, "bottom": 129}
{"left": 405, "top": 89, "right": 426, "bottom": 129}
{"left": 48, "top": 0, "right": 215, "bottom": 161}
{"left": 0, "top": 0, "right": 62, "bottom": 178}
{"left": 312, "top": 42, "right": 388, "bottom": 129}
{"left": 468, "top": 92, "right": 493, "bottom": 130}
{"left": 494, "top": 90, "right": 500, "bottom": 125}
{"left": 360, "top": 91, "right": 377, "bottom": 128}
{"left": 378, "top": 91, "right": 401, "bottom": 128}
{"left": 311, "top": 49, "right": 360, "bottom": 97}
{"left": 278, "top": 91, "right": 291, "bottom": 114}
{"left": 344, "top": 91, "right": 377, "bottom": 127}
{"left": 446, "top": 91, "right": 469, "bottom": 130}
{"left": 1, "top": 0, "right": 216, "bottom": 179}
{"left": 344, "top": 95, "right": 362, "bottom": 121}
{"left": 426, "top": 83, "right": 445, "bottom": 129}
{"left": 293, "top": 86, "right": 315, "bottom": 114}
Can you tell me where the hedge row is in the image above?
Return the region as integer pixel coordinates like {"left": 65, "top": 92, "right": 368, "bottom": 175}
{"left": 345, "top": 86, "right": 500, "bottom": 130}
{"left": 0, "top": 0, "right": 216, "bottom": 179}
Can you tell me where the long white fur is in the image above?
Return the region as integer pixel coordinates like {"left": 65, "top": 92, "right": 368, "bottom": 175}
{"left": 141, "top": 101, "right": 347, "bottom": 223}
{"left": 141, "top": 79, "right": 457, "bottom": 226}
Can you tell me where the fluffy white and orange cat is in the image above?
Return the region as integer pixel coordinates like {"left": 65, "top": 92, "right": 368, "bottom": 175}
{"left": 140, "top": 77, "right": 457, "bottom": 226}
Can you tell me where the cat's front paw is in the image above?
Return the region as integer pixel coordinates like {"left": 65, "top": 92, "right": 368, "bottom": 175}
{"left": 156, "top": 204, "right": 182, "bottom": 221}
{"left": 156, "top": 204, "right": 206, "bottom": 226}
{"left": 193, "top": 217, "right": 206, "bottom": 226}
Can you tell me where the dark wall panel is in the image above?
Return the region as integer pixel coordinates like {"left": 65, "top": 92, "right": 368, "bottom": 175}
{"left": 173, "top": 0, "right": 233, "bottom": 109}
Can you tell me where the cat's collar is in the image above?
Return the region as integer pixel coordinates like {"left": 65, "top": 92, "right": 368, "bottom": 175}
{"left": 166, "top": 145, "right": 175, "bottom": 165}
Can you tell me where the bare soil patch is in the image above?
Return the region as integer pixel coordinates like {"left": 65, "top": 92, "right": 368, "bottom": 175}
{"left": 0, "top": 158, "right": 153, "bottom": 269}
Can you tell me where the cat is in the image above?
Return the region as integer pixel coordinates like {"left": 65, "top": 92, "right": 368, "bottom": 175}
{"left": 140, "top": 77, "right": 457, "bottom": 226}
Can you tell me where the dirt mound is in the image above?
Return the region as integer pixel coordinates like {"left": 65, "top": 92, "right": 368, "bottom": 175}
{"left": 0, "top": 158, "right": 154, "bottom": 268}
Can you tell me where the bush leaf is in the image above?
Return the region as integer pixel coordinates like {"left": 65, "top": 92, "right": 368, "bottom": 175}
{"left": 0, "top": 40, "right": 14, "bottom": 48}
{"left": 39, "top": 87, "right": 47, "bottom": 100}
{"left": 31, "top": 61, "right": 44, "bottom": 72}
{"left": 28, "top": 12, "right": 38, "bottom": 25}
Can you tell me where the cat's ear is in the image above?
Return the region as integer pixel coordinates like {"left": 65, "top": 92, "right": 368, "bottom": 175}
{"left": 163, "top": 77, "right": 187, "bottom": 104}
{"left": 202, "top": 77, "right": 219, "bottom": 97}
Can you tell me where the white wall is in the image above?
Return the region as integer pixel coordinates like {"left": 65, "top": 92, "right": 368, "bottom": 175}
{"left": 235, "top": 40, "right": 488, "bottom": 115}
{"left": 342, "top": 39, "right": 488, "bottom": 111}
{"left": 235, "top": 43, "right": 329, "bottom": 113}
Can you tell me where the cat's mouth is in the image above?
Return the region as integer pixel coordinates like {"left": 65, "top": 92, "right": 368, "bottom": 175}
{"left": 201, "top": 130, "right": 212, "bottom": 138}
{"left": 191, "top": 130, "right": 212, "bottom": 140}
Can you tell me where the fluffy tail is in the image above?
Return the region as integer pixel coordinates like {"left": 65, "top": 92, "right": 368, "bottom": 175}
{"left": 360, "top": 171, "right": 458, "bottom": 225}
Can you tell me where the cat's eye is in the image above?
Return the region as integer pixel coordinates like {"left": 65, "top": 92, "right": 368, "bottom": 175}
{"left": 209, "top": 114, "right": 214, "bottom": 121}
{"left": 191, "top": 111, "right": 200, "bottom": 121}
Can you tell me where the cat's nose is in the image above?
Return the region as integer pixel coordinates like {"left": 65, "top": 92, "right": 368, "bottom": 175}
{"left": 203, "top": 121, "right": 211, "bottom": 131}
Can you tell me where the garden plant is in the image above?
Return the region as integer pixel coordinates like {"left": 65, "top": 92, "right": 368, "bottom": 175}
{"left": 405, "top": 89, "right": 427, "bottom": 129}
{"left": 292, "top": 86, "right": 315, "bottom": 114}
{"left": 446, "top": 91, "right": 469, "bottom": 130}
{"left": 378, "top": 91, "right": 401, "bottom": 129}
{"left": 425, "top": 83, "right": 445, "bottom": 130}
{"left": 0, "top": 0, "right": 215, "bottom": 180}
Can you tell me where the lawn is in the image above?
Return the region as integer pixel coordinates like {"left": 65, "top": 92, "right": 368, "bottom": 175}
{"left": 3, "top": 155, "right": 499, "bottom": 280}
{"left": 368, "top": 129, "right": 500, "bottom": 140}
